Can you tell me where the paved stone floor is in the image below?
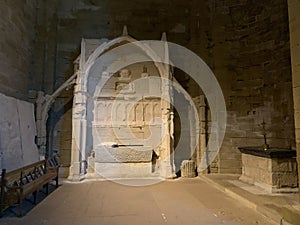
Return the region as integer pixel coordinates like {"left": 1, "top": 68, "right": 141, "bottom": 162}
{"left": 200, "top": 174, "right": 298, "bottom": 224}
{"left": 1, "top": 178, "right": 275, "bottom": 225}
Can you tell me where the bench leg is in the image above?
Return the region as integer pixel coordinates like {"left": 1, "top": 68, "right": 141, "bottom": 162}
{"left": 0, "top": 202, "right": 4, "bottom": 218}
{"left": 55, "top": 176, "right": 59, "bottom": 188}
{"left": 45, "top": 183, "right": 49, "bottom": 195}
{"left": 0, "top": 206, "right": 3, "bottom": 218}
{"left": 0, "top": 186, "right": 5, "bottom": 217}
{"left": 18, "top": 199, "right": 22, "bottom": 217}
{"left": 33, "top": 191, "right": 37, "bottom": 204}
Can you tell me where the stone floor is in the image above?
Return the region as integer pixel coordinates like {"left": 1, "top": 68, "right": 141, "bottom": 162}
{"left": 199, "top": 174, "right": 299, "bottom": 224}
{"left": 0, "top": 176, "right": 282, "bottom": 225}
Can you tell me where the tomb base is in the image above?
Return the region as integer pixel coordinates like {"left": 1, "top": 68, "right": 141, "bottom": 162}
{"left": 90, "top": 144, "right": 156, "bottom": 178}
{"left": 238, "top": 147, "right": 298, "bottom": 193}
{"left": 93, "top": 162, "right": 153, "bottom": 178}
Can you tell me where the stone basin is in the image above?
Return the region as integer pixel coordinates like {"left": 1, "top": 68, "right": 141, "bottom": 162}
{"left": 238, "top": 147, "right": 296, "bottom": 158}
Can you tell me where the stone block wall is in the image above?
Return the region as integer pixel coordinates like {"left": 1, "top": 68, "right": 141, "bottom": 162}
{"left": 288, "top": 0, "right": 300, "bottom": 200}
{"left": 31, "top": 0, "right": 59, "bottom": 95}
{"left": 37, "top": 0, "right": 295, "bottom": 176}
{"left": 209, "top": 0, "right": 294, "bottom": 173}
{"left": 0, "top": 0, "right": 38, "bottom": 100}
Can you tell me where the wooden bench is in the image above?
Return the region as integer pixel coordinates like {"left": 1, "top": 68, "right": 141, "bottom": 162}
{"left": 0, "top": 158, "right": 59, "bottom": 217}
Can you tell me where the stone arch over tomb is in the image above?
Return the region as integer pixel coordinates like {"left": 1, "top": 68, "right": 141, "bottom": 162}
{"left": 68, "top": 29, "right": 177, "bottom": 180}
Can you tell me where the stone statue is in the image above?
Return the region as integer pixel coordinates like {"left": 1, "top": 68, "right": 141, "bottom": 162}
{"left": 118, "top": 68, "right": 131, "bottom": 81}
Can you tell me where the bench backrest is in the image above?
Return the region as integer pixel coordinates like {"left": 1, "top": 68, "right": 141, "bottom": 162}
{"left": 47, "top": 155, "right": 60, "bottom": 168}
{"left": 1, "top": 160, "right": 47, "bottom": 188}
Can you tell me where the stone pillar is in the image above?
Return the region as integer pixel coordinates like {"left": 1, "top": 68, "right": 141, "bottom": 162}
{"left": 69, "top": 38, "right": 87, "bottom": 181}
{"left": 36, "top": 91, "right": 46, "bottom": 157}
{"left": 68, "top": 73, "right": 87, "bottom": 181}
{"left": 159, "top": 107, "right": 175, "bottom": 178}
{"left": 189, "top": 104, "right": 196, "bottom": 161}
{"left": 288, "top": 0, "right": 300, "bottom": 201}
{"left": 282, "top": 1, "right": 300, "bottom": 224}
{"left": 87, "top": 150, "right": 95, "bottom": 174}
{"left": 159, "top": 63, "right": 176, "bottom": 178}
{"left": 194, "top": 95, "right": 208, "bottom": 174}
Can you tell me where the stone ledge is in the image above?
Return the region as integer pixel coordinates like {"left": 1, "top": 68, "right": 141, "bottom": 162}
{"left": 240, "top": 173, "right": 298, "bottom": 193}
{"left": 238, "top": 147, "right": 296, "bottom": 158}
{"left": 282, "top": 205, "right": 300, "bottom": 225}
{"left": 199, "top": 174, "right": 299, "bottom": 225}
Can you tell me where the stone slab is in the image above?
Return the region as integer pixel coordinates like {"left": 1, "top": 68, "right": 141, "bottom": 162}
{"left": 0, "top": 93, "right": 39, "bottom": 172}
{"left": 94, "top": 145, "right": 153, "bottom": 163}
{"left": 238, "top": 147, "right": 296, "bottom": 158}
{"left": 282, "top": 204, "right": 300, "bottom": 225}
{"left": 94, "top": 162, "right": 152, "bottom": 178}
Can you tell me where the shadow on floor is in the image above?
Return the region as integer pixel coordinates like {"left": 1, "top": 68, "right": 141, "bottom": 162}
{"left": 1, "top": 183, "right": 59, "bottom": 218}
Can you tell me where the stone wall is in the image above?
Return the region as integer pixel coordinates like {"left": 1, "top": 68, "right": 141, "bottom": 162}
{"left": 32, "top": 0, "right": 59, "bottom": 95}
{"left": 42, "top": 0, "right": 294, "bottom": 175}
{"left": 0, "top": 0, "right": 38, "bottom": 100}
{"left": 208, "top": 0, "right": 294, "bottom": 173}
{"left": 288, "top": 0, "right": 300, "bottom": 200}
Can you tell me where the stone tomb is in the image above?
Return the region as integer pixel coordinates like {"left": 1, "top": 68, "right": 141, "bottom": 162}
{"left": 89, "top": 63, "right": 165, "bottom": 178}
{"left": 69, "top": 34, "right": 178, "bottom": 180}
{"left": 92, "top": 143, "right": 153, "bottom": 178}
{"left": 68, "top": 31, "right": 206, "bottom": 180}
{"left": 238, "top": 147, "right": 298, "bottom": 193}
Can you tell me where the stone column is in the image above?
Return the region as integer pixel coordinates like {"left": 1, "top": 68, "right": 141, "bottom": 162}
{"left": 288, "top": 0, "right": 300, "bottom": 201}
{"left": 282, "top": 1, "right": 300, "bottom": 223}
{"left": 68, "top": 72, "right": 87, "bottom": 181}
{"left": 199, "top": 96, "right": 209, "bottom": 173}
{"left": 153, "top": 34, "right": 176, "bottom": 178}
{"left": 160, "top": 101, "right": 174, "bottom": 177}
{"left": 36, "top": 91, "right": 46, "bottom": 157}
{"left": 194, "top": 96, "right": 208, "bottom": 174}
{"left": 189, "top": 104, "right": 196, "bottom": 161}
{"left": 158, "top": 64, "right": 176, "bottom": 178}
